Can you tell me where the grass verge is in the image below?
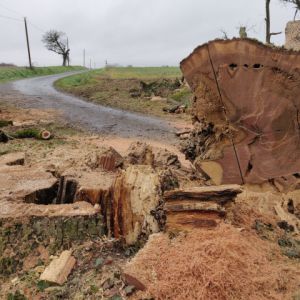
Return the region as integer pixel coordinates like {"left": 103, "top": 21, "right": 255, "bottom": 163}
{"left": 55, "top": 67, "right": 192, "bottom": 120}
{"left": 0, "top": 66, "right": 85, "bottom": 83}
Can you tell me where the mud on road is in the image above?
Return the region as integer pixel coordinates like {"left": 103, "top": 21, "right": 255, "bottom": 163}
{"left": 0, "top": 72, "right": 180, "bottom": 144}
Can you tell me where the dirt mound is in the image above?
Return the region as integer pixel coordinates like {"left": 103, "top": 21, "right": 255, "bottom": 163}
{"left": 125, "top": 224, "right": 299, "bottom": 300}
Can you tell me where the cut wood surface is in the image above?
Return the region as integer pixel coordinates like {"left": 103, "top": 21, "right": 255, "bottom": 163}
{"left": 40, "top": 250, "right": 76, "bottom": 285}
{"left": 181, "top": 38, "right": 300, "bottom": 185}
{"left": 112, "top": 165, "right": 161, "bottom": 245}
{"left": 164, "top": 200, "right": 225, "bottom": 214}
{"left": 0, "top": 152, "right": 25, "bottom": 166}
{"left": 164, "top": 184, "right": 242, "bottom": 204}
{"left": 166, "top": 211, "right": 221, "bottom": 231}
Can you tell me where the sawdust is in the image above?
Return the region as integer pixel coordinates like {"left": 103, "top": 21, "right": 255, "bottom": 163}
{"left": 125, "top": 224, "right": 300, "bottom": 300}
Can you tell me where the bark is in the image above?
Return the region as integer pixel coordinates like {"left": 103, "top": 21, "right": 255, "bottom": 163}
{"left": 0, "top": 213, "right": 104, "bottom": 276}
{"left": 62, "top": 54, "right": 68, "bottom": 66}
{"left": 180, "top": 39, "right": 300, "bottom": 187}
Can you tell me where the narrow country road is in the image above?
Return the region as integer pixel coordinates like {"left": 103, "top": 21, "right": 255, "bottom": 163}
{"left": 0, "top": 72, "right": 178, "bottom": 142}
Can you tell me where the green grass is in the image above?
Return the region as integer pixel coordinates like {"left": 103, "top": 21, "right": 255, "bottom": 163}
{"left": 102, "top": 66, "right": 181, "bottom": 79}
{"left": 55, "top": 66, "right": 191, "bottom": 121}
{"left": 55, "top": 66, "right": 181, "bottom": 88}
{"left": 0, "top": 66, "right": 85, "bottom": 83}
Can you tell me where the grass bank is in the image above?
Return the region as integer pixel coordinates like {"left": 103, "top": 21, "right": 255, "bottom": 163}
{"left": 0, "top": 66, "right": 85, "bottom": 83}
{"left": 55, "top": 66, "right": 192, "bottom": 120}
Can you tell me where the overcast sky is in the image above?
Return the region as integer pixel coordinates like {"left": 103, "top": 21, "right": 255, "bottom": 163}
{"left": 0, "top": 0, "right": 296, "bottom": 67}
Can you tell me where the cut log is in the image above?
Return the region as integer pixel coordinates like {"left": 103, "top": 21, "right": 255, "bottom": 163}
{"left": 39, "top": 130, "right": 51, "bottom": 140}
{"left": 164, "top": 184, "right": 242, "bottom": 205}
{"left": 164, "top": 184, "right": 241, "bottom": 231}
{"left": 180, "top": 38, "right": 300, "bottom": 185}
{"left": 166, "top": 211, "right": 221, "bottom": 231}
{"left": 164, "top": 200, "right": 225, "bottom": 214}
{"left": 40, "top": 250, "right": 76, "bottom": 285}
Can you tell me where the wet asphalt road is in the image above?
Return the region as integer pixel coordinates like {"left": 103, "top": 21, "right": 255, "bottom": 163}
{"left": 0, "top": 71, "right": 177, "bottom": 142}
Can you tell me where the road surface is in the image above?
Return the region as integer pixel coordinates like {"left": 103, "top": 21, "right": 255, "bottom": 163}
{"left": 0, "top": 72, "right": 178, "bottom": 142}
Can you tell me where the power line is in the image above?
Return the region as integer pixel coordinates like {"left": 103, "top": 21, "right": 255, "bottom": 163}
{"left": 27, "top": 21, "right": 45, "bottom": 33}
{"left": 0, "top": 2, "right": 46, "bottom": 33}
{"left": 0, "top": 14, "right": 22, "bottom": 22}
{"left": 0, "top": 2, "right": 23, "bottom": 17}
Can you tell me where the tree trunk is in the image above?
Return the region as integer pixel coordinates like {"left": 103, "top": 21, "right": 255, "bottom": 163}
{"left": 62, "top": 54, "right": 67, "bottom": 66}
{"left": 266, "top": 0, "right": 271, "bottom": 44}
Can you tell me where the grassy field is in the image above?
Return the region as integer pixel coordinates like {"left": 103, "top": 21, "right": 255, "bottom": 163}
{"left": 55, "top": 66, "right": 192, "bottom": 120}
{"left": 0, "top": 66, "right": 85, "bottom": 83}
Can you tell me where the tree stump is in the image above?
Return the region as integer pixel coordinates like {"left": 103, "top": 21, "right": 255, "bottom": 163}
{"left": 181, "top": 39, "right": 300, "bottom": 187}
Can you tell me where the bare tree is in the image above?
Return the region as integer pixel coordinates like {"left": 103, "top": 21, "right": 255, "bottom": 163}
{"left": 265, "top": 0, "right": 282, "bottom": 44}
{"left": 42, "top": 30, "right": 70, "bottom": 66}
{"left": 220, "top": 29, "right": 229, "bottom": 40}
{"left": 281, "top": 0, "right": 300, "bottom": 19}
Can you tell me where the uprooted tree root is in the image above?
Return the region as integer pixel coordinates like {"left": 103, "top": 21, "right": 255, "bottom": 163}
{"left": 125, "top": 224, "right": 300, "bottom": 300}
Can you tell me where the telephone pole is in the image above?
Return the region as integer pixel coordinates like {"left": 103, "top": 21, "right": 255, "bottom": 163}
{"left": 24, "top": 17, "right": 32, "bottom": 69}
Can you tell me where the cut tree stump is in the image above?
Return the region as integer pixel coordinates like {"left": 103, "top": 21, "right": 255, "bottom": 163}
{"left": 180, "top": 38, "right": 300, "bottom": 186}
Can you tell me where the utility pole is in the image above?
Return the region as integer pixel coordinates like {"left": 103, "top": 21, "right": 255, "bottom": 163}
{"left": 83, "top": 49, "right": 86, "bottom": 67}
{"left": 89, "top": 58, "right": 92, "bottom": 70}
{"left": 24, "top": 17, "right": 32, "bottom": 69}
